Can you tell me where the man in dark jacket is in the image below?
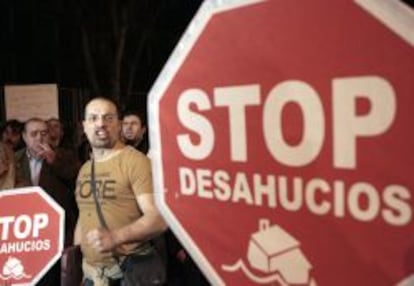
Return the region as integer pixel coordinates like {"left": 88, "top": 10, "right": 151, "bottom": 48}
{"left": 15, "top": 117, "right": 80, "bottom": 286}
{"left": 121, "top": 109, "right": 149, "bottom": 154}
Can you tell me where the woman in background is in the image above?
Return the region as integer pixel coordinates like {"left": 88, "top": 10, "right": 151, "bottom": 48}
{"left": 0, "top": 141, "right": 16, "bottom": 190}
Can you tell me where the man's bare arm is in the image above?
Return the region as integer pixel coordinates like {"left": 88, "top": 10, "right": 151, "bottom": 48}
{"left": 86, "top": 193, "right": 167, "bottom": 252}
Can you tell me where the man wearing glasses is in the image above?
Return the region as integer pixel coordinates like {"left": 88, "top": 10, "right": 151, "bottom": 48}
{"left": 74, "top": 97, "right": 167, "bottom": 286}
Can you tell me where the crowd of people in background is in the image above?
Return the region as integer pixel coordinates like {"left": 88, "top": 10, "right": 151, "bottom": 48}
{"left": 0, "top": 100, "right": 210, "bottom": 286}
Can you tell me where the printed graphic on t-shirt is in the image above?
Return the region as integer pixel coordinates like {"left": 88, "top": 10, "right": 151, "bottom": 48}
{"left": 77, "top": 172, "right": 117, "bottom": 204}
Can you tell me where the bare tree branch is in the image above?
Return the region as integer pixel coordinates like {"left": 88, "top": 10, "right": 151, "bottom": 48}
{"left": 81, "top": 26, "right": 101, "bottom": 96}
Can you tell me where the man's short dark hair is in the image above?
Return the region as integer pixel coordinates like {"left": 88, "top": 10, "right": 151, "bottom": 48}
{"left": 1, "top": 119, "right": 24, "bottom": 134}
{"left": 121, "top": 109, "right": 147, "bottom": 126}
{"left": 23, "top": 118, "right": 46, "bottom": 133}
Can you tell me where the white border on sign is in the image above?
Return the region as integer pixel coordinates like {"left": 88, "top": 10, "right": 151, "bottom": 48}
{"left": 148, "top": 0, "right": 413, "bottom": 285}
{"left": 148, "top": 1, "right": 265, "bottom": 285}
{"left": 355, "top": 0, "right": 414, "bottom": 47}
{"left": 0, "top": 186, "right": 65, "bottom": 286}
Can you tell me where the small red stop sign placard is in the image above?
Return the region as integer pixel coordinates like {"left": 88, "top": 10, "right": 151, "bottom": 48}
{"left": 0, "top": 187, "right": 64, "bottom": 285}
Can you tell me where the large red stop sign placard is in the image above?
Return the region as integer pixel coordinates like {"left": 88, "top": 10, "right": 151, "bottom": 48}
{"left": 149, "top": 1, "right": 414, "bottom": 285}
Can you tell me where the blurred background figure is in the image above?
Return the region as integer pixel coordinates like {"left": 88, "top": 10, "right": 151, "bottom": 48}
{"left": 121, "top": 109, "right": 149, "bottom": 154}
{"left": 47, "top": 117, "right": 78, "bottom": 151}
{"left": 75, "top": 120, "right": 91, "bottom": 164}
{"left": 1, "top": 119, "right": 25, "bottom": 152}
{"left": 46, "top": 117, "right": 65, "bottom": 148}
{"left": 0, "top": 141, "right": 15, "bottom": 190}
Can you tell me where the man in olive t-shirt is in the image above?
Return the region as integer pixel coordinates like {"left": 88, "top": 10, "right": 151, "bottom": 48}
{"left": 74, "top": 97, "right": 167, "bottom": 285}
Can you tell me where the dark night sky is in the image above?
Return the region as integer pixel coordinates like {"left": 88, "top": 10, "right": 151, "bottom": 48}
{"left": 0, "top": 0, "right": 412, "bottom": 102}
{"left": 0, "top": 0, "right": 203, "bottom": 93}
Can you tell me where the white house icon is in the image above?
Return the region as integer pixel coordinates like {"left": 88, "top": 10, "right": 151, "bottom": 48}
{"left": 247, "top": 219, "right": 313, "bottom": 285}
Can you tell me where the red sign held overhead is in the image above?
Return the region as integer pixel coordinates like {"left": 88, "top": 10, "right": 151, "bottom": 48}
{"left": 0, "top": 187, "right": 64, "bottom": 286}
{"left": 149, "top": 0, "right": 414, "bottom": 285}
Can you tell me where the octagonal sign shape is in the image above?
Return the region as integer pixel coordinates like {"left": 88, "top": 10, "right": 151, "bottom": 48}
{"left": 0, "top": 187, "right": 64, "bottom": 286}
{"left": 149, "top": 1, "right": 414, "bottom": 285}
